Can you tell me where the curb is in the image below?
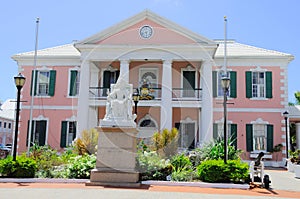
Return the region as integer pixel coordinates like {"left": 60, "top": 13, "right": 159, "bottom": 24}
{"left": 141, "top": 180, "right": 250, "bottom": 189}
{"left": 0, "top": 178, "right": 88, "bottom": 184}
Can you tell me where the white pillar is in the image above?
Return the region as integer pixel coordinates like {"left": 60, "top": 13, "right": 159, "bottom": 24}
{"left": 296, "top": 123, "right": 300, "bottom": 149}
{"left": 200, "top": 60, "right": 213, "bottom": 144}
{"left": 120, "top": 60, "right": 130, "bottom": 83}
{"left": 77, "top": 61, "right": 90, "bottom": 137}
{"left": 160, "top": 60, "right": 173, "bottom": 130}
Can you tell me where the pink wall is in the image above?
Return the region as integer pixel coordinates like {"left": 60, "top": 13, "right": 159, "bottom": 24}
{"left": 97, "top": 19, "right": 196, "bottom": 45}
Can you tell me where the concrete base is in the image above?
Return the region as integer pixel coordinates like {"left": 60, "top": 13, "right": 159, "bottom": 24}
{"left": 89, "top": 127, "right": 139, "bottom": 186}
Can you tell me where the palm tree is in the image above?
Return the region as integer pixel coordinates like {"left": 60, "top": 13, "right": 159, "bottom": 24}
{"left": 295, "top": 91, "right": 300, "bottom": 105}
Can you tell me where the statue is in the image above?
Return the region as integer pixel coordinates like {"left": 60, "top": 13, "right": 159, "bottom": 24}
{"left": 100, "top": 77, "right": 136, "bottom": 127}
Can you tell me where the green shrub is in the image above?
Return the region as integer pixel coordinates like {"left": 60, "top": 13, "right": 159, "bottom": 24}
{"left": 136, "top": 151, "right": 171, "bottom": 181}
{"left": 67, "top": 154, "right": 96, "bottom": 179}
{"left": 197, "top": 159, "right": 249, "bottom": 183}
{"left": 0, "top": 155, "right": 37, "bottom": 178}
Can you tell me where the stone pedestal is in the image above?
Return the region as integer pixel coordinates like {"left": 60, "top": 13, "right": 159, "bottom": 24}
{"left": 86, "top": 127, "right": 140, "bottom": 187}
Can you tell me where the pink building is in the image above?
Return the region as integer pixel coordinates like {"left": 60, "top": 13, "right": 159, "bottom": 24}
{"left": 12, "top": 10, "right": 296, "bottom": 165}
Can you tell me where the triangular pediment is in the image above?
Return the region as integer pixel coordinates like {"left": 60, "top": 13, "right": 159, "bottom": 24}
{"left": 76, "top": 10, "right": 216, "bottom": 46}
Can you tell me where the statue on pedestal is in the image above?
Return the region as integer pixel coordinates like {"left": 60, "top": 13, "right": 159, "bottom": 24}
{"left": 100, "top": 77, "right": 136, "bottom": 127}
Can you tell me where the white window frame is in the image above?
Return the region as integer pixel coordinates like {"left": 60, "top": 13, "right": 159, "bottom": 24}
{"left": 252, "top": 71, "right": 265, "bottom": 98}
{"left": 31, "top": 115, "right": 49, "bottom": 146}
{"left": 251, "top": 118, "right": 269, "bottom": 153}
{"left": 178, "top": 117, "right": 197, "bottom": 149}
{"left": 216, "top": 69, "right": 232, "bottom": 98}
{"left": 37, "top": 71, "right": 50, "bottom": 96}
{"left": 215, "top": 118, "right": 233, "bottom": 138}
{"left": 137, "top": 114, "right": 158, "bottom": 144}
{"left": 66, "top": 121, "right": 77, "bottom": 146}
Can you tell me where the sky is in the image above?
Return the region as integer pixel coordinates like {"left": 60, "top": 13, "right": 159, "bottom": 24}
{"left": 0, "top": 0, "right": 299, "bottom": 103}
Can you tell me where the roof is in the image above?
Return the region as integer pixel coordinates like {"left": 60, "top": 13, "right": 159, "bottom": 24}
{"left": 214, "top": 40, "right": 294, "bottom": 60}
{"left": 288, "top": 105, "right": 300, "bottom": 119}
{"left": 12, "top": 44, "right": 80, "bottom": 59}
{"left": 0, "top": 99, "right": 15, "bottom": 120}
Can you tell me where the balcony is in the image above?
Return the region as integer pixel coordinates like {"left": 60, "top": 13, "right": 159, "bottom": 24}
{"left": 89, "top": 87, "right": 202, "bottom": 102}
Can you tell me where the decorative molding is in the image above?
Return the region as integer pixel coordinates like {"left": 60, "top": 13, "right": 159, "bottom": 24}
{"left": 250, "top": 66, "right": 267, "bottom": 72}
{"left": 250, "top": 118, "right": 269, "bottom": 125}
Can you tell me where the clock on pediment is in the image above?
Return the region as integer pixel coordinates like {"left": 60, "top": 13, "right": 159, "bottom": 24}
{"left": 139, "top": 25, "right": 153, "bottom": 39}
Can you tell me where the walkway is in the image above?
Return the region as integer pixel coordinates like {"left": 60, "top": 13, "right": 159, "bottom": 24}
{"left": 0, "top": 169, "right": 299, "bottom": 199}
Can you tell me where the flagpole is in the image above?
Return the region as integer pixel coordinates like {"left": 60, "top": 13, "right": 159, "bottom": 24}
{"left": 224, "top": 16, "right": 227, "bottom": 74}
{"left": 27, "top": 17, "right": 40, "bottom": 156}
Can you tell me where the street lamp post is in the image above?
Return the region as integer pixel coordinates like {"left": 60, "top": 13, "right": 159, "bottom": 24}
{"left": 13, "top": 73, "right": 26, "bottom": 161}
{"left": 221, "top": 75, "right": 230, "bottom": 164}
{"left": 132, "top": 89, "right": 140, "bottom": 122}
{"left": 283, "top": 111, "right": 289, "bottom": 159}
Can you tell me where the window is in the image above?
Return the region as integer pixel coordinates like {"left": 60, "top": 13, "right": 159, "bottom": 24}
{"left": 60, "top": 121, "right": 77, "bottom": 147}
{"left": 69, "top": 70, "right": 80, "bottom": 96}
{"left": 246, "top": 123, "right": 273, "bottom": 152}
{"left": 8, "top": 123, "right": 11, "bottom": 129}
{"left": 175, "top": 121, "right": 196, "bottom": 149}
{"left": 31, "top": 70, "right": 56, "bottom": 96}
{"left": 213, "top": 123, "right": 237, "bottom": 148}
{"left": 246, "top": 71, "right": 272, "bottom": 99}
{"left": 27, "top": 120, "right": 47, "bottom": 146}
{"left": 102, "top": 70, "right": 119, "bottom": 96}
{"left": 4, "top": 122, "right": 6, "bottom": 128}
{"left": 213, "top": 71, "right": 237, "bottom": 98}
{"left": 0, "top": 121, "right": 2, "bottom": 127}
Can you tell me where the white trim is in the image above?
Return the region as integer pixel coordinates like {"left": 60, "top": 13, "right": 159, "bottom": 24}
{"left": 22, "top": 105, "right": 77, "bottom": 110}
{"left": 65, "top": 115, "right": 77, "bottom": 121}
{"left": 250, "top": 66, "right": 267, "bottom": 72}
{"left": 213, "top": 108, "right": 284, "bottom": 112}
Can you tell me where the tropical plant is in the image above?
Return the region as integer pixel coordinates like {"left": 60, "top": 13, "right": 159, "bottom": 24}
{"left": 150, "top": 128, "right": 178, "bottom": 158}
{"left": 170, "top": 153, "right": 194, "bottom": 181}
{"left": 191, "top": 137, "right": 242, "bottom": 163}
{"left": 73, "top": 128, "right": 99, "bottom": 155}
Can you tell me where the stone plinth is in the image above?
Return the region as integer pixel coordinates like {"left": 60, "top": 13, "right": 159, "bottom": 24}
{"left": 86, "top": 127, "right": 140, "bottom": 187}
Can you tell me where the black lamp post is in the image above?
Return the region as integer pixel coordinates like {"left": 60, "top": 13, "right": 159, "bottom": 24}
{"left": 221, "top": 75, "right": 230, "bottom": 164}
{"left": 283, "top": 111, "right": 289, "bottom": 159}
{"left": 13, "top": 73, "right": 26, "bottom": 161}
{"left": 132, "top": 89, "right": 140, "bottom": 122}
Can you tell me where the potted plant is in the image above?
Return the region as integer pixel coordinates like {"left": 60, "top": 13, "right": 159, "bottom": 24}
{"left": 289, "top": 149, "right": 300, "bottom": 177}
{"left": 271, "top": 144, "right": 283, "bottom": 167}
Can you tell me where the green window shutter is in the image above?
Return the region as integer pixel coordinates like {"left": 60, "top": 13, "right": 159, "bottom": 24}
{"left": 69, "top": 71, "right": 78, "bottom": 96}
{"left": 267, "top": 124, "right": 274, "bottom": 152}
{"left": 265, "top": 72, "right": 273, "bottom": 98}
{"left": 246, "top": 124, "right": 253, "bottom": 152}
{"left": 229, "top": 71, "right": 237, "bottom": 98}
{"left": 38, "top": 121, "right": 47, "bottom": 146}
{"left": 60, "top": 121, "right": 68, "bottom": 148}
{"left": 245, "top": 71, "right": 252, "bottom": 98}
{"left": 212, "top": 71, "right": 217, "bottom": 97}
{"left": 231, "top": 124, "right": 237, "bottom": 149}
{"left": 49, "top": 70, "right": 56, "bottom": 96}
{"left": 213, "top": 123, "right": 218, "bottom": 140}
{"left": 30, "top": 70, "right": 38, "bottom": 96}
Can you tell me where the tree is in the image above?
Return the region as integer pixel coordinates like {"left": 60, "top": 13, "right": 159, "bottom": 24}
{"left": 295, "top": 91, "right": 300, "bottom": 105}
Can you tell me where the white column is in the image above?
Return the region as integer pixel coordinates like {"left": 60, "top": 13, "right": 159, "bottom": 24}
{"left": 120, "top": 60, "right": 130, "bottom": 83}
{"left": 160, "top": 60, "right": 173, "bottom": 130}
{"left": 200, "top": 60, "right": 213, "bottom": 144}
{"left": 77, "top": 61, "right": 90, "bottom": 137}
{"left": 296, "top": 123, "right": 300, "bottom": 149}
